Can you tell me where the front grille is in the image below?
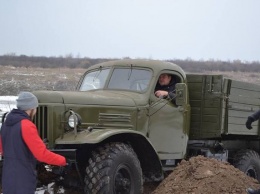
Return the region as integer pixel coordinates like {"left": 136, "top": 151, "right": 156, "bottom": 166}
{"left": 98, "top": 113, "right": 133, "bottom": 129}
{"left": 35, "top": 106, "right": 48, "bottom": 139}
{"left": 99, "top": 113, "right": 131, "bottom": 123}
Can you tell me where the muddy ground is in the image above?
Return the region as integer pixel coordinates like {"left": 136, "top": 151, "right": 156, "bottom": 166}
{"left": 32, "top": 155, "right": 260, "bottom": 194}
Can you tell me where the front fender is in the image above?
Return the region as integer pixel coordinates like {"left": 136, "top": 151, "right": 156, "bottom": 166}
{"left": 55, "top": 128, "right": 146, "bottom": 144}
{"left": 55, "top": 128, "right": 164, "bottom": 181}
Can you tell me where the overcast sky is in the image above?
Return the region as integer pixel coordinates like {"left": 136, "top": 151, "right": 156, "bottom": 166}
{"left": 1, "top": 0, "right": 260, "bottom": 61}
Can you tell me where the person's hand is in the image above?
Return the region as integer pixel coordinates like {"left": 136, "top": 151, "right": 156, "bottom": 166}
{"left": 246, "top": 117, "right": 254, "bottom": 130}
{"left": 155, "top": 90, "right": 168, "bottom": 98}
{"left": 246, "top": 187, "right": 260, "bottom": 194}
{"left": 66, "top": 158, "right": 73, "bottom": 166}
{"left": 43, "top": 138, "right": 49, "bottom": 145}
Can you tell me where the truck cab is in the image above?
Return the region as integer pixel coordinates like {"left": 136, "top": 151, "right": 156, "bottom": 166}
{"left": 33, "top": 59, "right": 190, "bottom": 193}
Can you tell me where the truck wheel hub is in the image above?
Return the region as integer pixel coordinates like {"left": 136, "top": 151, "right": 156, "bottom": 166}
{"left": 115, "top": 165, "right": 131, "bottom": 192}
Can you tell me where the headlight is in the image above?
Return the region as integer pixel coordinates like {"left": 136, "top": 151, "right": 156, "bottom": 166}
{"left": 68, "top": 112, "right": 81, "bottom": 129}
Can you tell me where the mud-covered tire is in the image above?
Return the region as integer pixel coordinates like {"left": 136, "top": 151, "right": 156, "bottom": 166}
{"left": 84, "top": 142, "right": 143, "bottom": 194}
{"left": 233, "top": 149, "right": 260, "bottom": 182}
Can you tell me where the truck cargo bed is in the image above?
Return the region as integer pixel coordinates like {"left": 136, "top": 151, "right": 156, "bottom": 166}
{"left": 187, "top": 74, "right": 260, "bottom": 139}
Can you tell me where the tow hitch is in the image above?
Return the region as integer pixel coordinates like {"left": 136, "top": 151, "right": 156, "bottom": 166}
{"left": 51, "top": 149, "right": 83, "bottom": 187}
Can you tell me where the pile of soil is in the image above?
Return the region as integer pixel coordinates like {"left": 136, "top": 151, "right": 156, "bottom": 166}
{"left": 152, "top": 155, "right": 260, "bottom": 194}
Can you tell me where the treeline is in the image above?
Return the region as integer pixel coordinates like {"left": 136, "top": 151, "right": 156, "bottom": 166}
{"left": 0, "top": 55, "right": 260, "bottom": 72}
{"left": 0, "top": 55, "right": 112, "bottom": 69}
{"left": 168, "top": 59, "right": 260, "bottom": 72}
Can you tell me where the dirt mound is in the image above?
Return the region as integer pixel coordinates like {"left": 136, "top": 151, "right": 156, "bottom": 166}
{"left": 152, "top": 155, "right": 260, "bottom": 194}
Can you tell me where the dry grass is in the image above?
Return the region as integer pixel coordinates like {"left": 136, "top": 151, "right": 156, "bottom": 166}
{"left": 0, "top": 66, "right": 84, "bottom": 95}
{"left": 0, "top": 66, "right": 260, "bottom": 96}
{"left": 196, "top": 70, "right": 260, "bottom": 85}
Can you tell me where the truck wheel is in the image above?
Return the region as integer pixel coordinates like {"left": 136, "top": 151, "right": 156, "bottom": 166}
{"left": 233, "top": 149, "right": 260, "bottom": 182}
{"left": 84, "top": 142, "right": 143, "bottom": 194}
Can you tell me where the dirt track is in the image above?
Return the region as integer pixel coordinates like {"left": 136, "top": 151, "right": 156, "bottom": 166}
{"left": 34, "top": 156, "right": 260, "bottom": 194}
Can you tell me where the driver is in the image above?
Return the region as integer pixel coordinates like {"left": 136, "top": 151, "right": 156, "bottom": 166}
{"left": 154, "top": 73, "right": 176, "bottom": 102}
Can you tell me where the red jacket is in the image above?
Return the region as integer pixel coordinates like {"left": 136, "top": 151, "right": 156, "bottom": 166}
{"left": 0, "top": 112, "right": 66, "bottom": 166}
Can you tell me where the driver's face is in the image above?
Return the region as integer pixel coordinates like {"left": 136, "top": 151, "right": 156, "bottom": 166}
{"left": 158, "top": 74, "right": 171, "bottom": 86}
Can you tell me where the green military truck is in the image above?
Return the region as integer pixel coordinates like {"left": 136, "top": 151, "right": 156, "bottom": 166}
{"left": 32, "top": 59, "right": 260, "bottom": 193}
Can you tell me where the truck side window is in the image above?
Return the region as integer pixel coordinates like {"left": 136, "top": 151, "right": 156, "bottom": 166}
{"left": 154, "top": 73, "right": 179, "bottom": 103}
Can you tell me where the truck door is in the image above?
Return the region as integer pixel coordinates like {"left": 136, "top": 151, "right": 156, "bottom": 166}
{"left": 148, "top": 72, "right": 189, "bottom": 161}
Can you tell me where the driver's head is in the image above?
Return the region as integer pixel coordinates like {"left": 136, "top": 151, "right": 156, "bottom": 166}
{"left": 158, "top": 73, "right": 172, "bottom": 86}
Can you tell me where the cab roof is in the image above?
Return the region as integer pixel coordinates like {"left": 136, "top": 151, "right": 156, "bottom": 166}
{"left": 88, "top": 59, "right": 186, "bottom": 78}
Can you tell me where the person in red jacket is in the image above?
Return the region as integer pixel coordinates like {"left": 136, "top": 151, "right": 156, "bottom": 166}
{"left": 0, "top": 91, "right": 66, "bottom": 194}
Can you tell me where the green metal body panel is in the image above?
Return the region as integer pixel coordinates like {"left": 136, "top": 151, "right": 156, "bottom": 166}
{"left": 148, "top": 101, "right": 189, "bottom": 159}
{"left": 187, "top": 74, "right": 260, "bottom": 139}
{"left": 223, "top": 79, "right": 260, "bottom": 135}
{"left": 55, "top": 129, "right": 148, "bottom": 144}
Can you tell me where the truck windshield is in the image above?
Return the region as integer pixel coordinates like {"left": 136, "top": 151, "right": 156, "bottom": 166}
{"left": 108, "top": 68, "right": 152, "bottom": 92}
{"left": 79, "top": 68, "right": 110, "bottom": 91}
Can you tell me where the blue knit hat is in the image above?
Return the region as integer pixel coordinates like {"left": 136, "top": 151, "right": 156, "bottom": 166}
{"left": 16, "top": 92, "right": 38, "bottom": 110}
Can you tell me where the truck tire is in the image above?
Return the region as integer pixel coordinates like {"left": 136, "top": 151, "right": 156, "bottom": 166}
{"left": 233, "top": 149, "right": 260, "bottom": 182}
{"left": 84, "top": 142, "right": 143, "bottom": 194}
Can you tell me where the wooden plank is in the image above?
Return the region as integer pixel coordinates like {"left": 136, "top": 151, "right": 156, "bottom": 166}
{"left": 188, "top": 74, "right": 223, "bottom": 139}
{"left": 228, "top": 116, "right": 254, "bottom": 125}
{"left": 228, "top": 102, "right": 259, "bottom": 111}
{"left": 204, "top": 99, "right": 221, "bottom": 108}
{"left": 228, "top": 109, "right": 257, "bottom": 118}
{"left": 187, "top": 74, "right": 204, "bottom": 83}
{"left": 229, "top": 95, "right": 260, "bottom": 106}
{"left": 190, "top": 100, "right": 202, "bottom": 107}
{"left": 229, "top": 87, "right": 260, "bottom": 99}
{"left": 231, "top": 80, "right": 260, "bottom": 92}
{"left": 188, "top": 83, "right": 203, "bottom": 91}
{"left": 203, "top": 107, "right": 220, "bottom": 115}
{"left": 191, "top": 115, "right": 200, "bottom": 122}
{"left": 191, "top": 108, "right": 201, "bottom": 114}
{"left": 190, "top": 122, "right": 201, "bottom": 129}
{"left": 190, "top": 132, "right": 221, "bottom": 139}
{"left": 200, "top": 122, "right": 220, "bottom": 129}
{"left": 190, "top": 133, "right": 219, "bottom": 139}
{"left": 204, "top": 75, "right": 223, "bottom": 94}
{"left": 226, "top": 78, "right": 260, "bottom": 136}
{"left": 202, "top": 115, "right": 219, "bottom": 122}
{"left": 227, "top": 123, "right": 258, "bottom": 135}
{"left": 189, "top": 92, "right": 203, "bottom": 100}
{"left": 190, "top": 122, "right": 221, "bottom": 139}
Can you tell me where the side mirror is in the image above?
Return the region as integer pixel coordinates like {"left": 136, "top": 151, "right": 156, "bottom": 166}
{"left": 175, "top": 83, "right": 188, "bottom": 106}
